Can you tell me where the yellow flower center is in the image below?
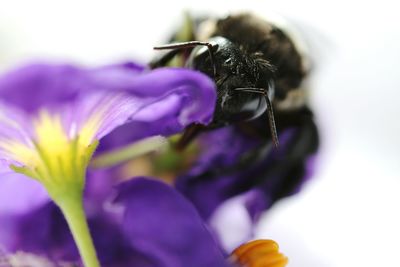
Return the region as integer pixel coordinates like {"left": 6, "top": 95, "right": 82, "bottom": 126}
{"left": 0, "top": 110, "right": 100, "bottom": 195}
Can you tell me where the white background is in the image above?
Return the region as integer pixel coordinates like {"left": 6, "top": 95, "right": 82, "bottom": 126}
{"left": 0, "top": 1, "right": 399, "bottom": 266}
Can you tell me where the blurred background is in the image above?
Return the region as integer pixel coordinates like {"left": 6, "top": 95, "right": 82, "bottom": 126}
{"left": 0, "top": 0, "right": 399, "bottom": 266}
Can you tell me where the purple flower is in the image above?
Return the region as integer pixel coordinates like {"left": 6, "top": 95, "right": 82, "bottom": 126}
{"left": 0, "top": 61, "right": 218, "bottom": 266}
{"left": 0, "top": 61, "right": 216, "bottom": 209}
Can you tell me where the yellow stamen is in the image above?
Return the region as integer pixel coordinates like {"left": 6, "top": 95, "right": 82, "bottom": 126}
{"left": 1, "top": 110, "right": 100, "bottom": 193}
{"left": 230, "top": 239, "right": 288, "bottom": 267}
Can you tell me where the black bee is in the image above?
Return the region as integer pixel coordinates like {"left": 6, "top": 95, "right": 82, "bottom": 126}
{"left": 150, "top": 13, "right": 319, "bottom": 215}
{"left": 150, "top": 12, "right": 316, "bottom": 151}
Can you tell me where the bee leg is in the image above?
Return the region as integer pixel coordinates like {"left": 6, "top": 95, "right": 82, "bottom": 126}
{"left": 154, "top": 41, "right": 217, "bottom": 78}
{"left": 264, "top": 94, "right": 279, "bottom": 148}
{"left": 175, "top": 123, "right": 205, "bottom": 151}
{"left": 149, "top": 48, "right": 183, "bottom": 68}
{"left": 234, "top": 87, "right": 279, "bottom": 148}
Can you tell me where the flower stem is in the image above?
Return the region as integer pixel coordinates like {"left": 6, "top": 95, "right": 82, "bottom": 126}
{"left": 55, "top": 190, "right": 100, "bottom": 267}
{"left": 90, "top": 135, "right": 167, "bottom": 168}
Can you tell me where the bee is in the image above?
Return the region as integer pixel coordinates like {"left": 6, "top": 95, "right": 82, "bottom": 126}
{"left": 149, "top": 13, "right": 319, "bottom": 214}
{"left": 150, "top": 12, "right": 316, "bottom": 151}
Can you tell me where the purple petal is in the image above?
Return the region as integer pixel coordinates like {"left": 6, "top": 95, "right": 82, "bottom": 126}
{"left": 176, "top": 108, "right": 319, "bottom": 222}
{"left": 115, "top": 178, "right": 229, "bottom": 267}
{"left": 0, "top": 167, "right": 50, "bottom": 251}
{"left": 174, "top": 127, "right": 256, "bottom": 220}
{"left": 0, "top": 62, "right": 216, "bottom": 155}
{"left": 0, "top": 167, "right": 49, "bottom": 215}
{"left": 0, "top": 63, "right": 216, "bottom": 129}
{"left": 96, "top": 67, "right": 217, "bottom": 150}
{"left": 93, "top": 68, "right": 216, "bottom": 141}
{"left": 0, "top": 63, "right": 87, "bottom": 113}
{"left": 208, "top": 192, "right": 255, "bottom": 252}
{"left": 0, "top": 62, "right": 144, "bottom": 113}
{"left": 101, "top": 67, "right": 217, "bottom": 126}
{"left": 4, "top": 202, "right": 79, "bottom": 261}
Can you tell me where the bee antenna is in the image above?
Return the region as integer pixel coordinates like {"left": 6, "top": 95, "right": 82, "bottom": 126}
{"left": 234, "top": 87, "right": 279, "bottom": 147}
{"left": 154, "top": 41, "right": 217, "bottom": 78}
